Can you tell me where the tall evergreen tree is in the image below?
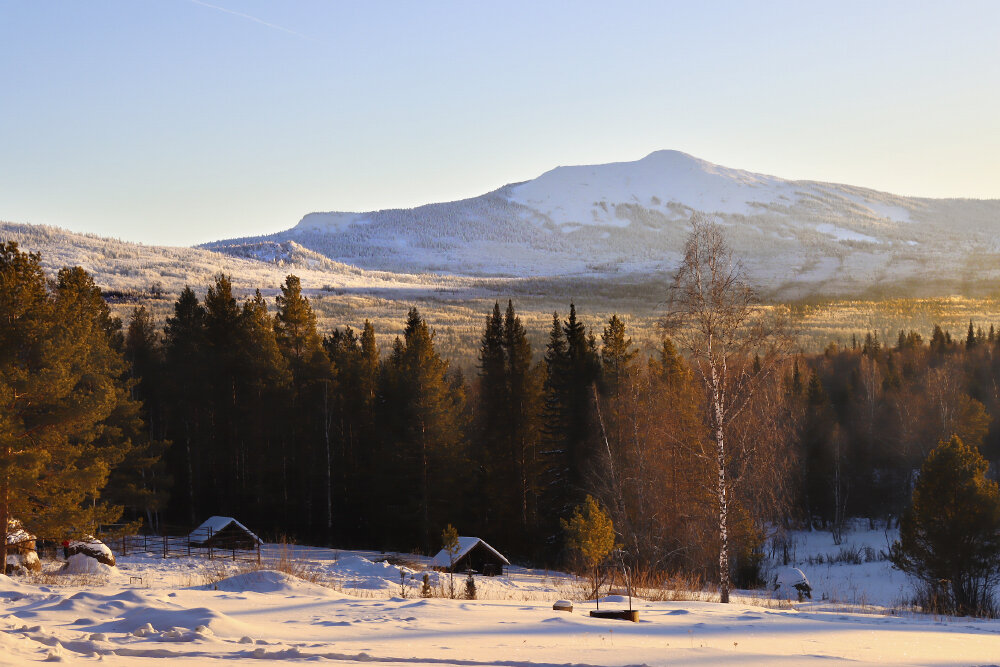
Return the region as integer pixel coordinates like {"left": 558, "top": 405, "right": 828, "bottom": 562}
{"left": 503, "top": 300, "right": 542, "bottom": 552}
{"left": 0, "top": 245, "right": 140, "bottom": 564}
{"left": 379, "top": 308, "right": 465, "bottom": 551}
{"left": 562, "top": 304, "right": 600, "bottom": 496}
{"left": 107, "top": 306, "right": 172, "bottom": 531}
{"left": 539, "top": 304, "right": 600, "bottom": 548}
{"left": 600, "top": 314, "right": 638, "bottom": 394}
{"left": 273, "top": 275, "right": 332, "bottom": 539}
{"left": 475, "top": 302, "right": 508, "bottom": 534}
{"left": 162, "top": 286, "right": 207, "bottom": 524}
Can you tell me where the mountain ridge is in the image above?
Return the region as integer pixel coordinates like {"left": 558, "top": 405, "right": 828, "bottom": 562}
{"left": 203, "top": 150, "right": 1000, "bottom": 297}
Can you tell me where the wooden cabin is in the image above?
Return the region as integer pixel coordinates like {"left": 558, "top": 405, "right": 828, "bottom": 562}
{"left": 430, "top": 536, "right": 509, "bottom": 576}
{"left": 189, "top": 516, "right": 262, "bottom": 551}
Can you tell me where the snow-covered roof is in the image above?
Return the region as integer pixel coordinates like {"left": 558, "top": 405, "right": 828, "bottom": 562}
{"left": 430, "top": 536, "right": 509, "bottom": 568}
{"left": 6, "top": 519, "right": 34, "bottom": 545}
{"left": 189, "top": 516, "right": 262, "bottom": 545}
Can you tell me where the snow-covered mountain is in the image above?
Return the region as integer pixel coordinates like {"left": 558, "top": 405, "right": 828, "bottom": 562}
{"left": 204, "top": 150, "right": 1000, "bottom": 297}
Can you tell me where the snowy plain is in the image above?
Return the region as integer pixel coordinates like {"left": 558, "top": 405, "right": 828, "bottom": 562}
{"left": 2, "top": 524, "right": 999, "bottom": 666}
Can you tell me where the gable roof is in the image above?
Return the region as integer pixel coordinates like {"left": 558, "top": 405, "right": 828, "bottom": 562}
{"left": 430, "top": 536, "right": 509, "bottom": 568}
{"left": 189, "top": 516, "right": 262, "bottom": 545}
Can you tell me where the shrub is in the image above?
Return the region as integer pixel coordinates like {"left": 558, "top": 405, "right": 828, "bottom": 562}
{"left": 464, "top": 571, "right": 476, "bottom": 600}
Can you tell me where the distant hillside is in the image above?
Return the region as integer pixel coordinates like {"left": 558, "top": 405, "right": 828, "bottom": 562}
{"left": 0, "top": 222, "right": 476, "bottom": 298}
{"left": 205, "top": 150, "right": 1000, "bottom": 298}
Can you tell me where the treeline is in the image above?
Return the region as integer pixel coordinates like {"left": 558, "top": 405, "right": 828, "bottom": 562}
{"left": 7, "top": 237, "right": 1000, "bottom": 586}
{"left": 794, "top": 326, "right": 1000, "bottom": 536}
{"left": 117, "top": 270, "right": 789, "bottom": 575}
{"left": 117, "top": 279, "right": 1000, "bottom": 577}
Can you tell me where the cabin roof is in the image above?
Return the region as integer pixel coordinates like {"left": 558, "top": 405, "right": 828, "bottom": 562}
{"left": 430, "top": 536, "right": 509, "bottom": 567}
{"left": 189, "top": 516, "right": 262, "bottom": 545}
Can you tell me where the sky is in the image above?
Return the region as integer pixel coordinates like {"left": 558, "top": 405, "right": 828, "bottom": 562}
{"left": 1, "top": 0, "right": 998, "bottom": 247}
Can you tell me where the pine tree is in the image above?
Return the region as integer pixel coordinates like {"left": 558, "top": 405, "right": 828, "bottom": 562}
{"left": 561, "top": 495, "right": 616, "bottom": 597}
{"left": 201, "top": 275, "right": 248, "bottom": 514}
{"left": 105, "top": 307, "right": 172, "bottom": 531}
{"left": 380, "top": 308, "right": 465, "bottom": 551}
{"left": 273, "top": 275, "right": 332, "bottom": 539}
{"left": 162, "top": 286, "right": 207, "bottom": 524}
{"left": 891, "top": 436, "right": 1000, "bottom": 615}
{"left": 274, "top": 275, "right": 322, "bottom": 366}
{"left": 238, "top": 291, "right": 292, "bottom": 526}
{"left": 0, "top": 245, "right": 139, "bottom": 565}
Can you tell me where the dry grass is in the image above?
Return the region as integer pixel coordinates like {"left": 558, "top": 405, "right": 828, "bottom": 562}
{"left": 18, "top": 560, "right": 111, "bottom": 587}
{"left": 192, "top": 542, "right": 326, "bottom": 588}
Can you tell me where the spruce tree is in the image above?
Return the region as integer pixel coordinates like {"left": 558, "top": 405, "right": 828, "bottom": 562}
{"left": 540, "top": 305, "right": 600, "bottom": 538}
{"left": 649, "top": 337, "right": 686, "bottom": 388}
{"left": 540, "top": 312, "right": 571, "bottom": 532}
{"left": 476, "top": 302, "right": 507, "bottom": 532}
{"left": 502, "top": 300, "right": 542, "bottom": 550}
{"left": 562, "top": 304, "right": 600, "bottom": 498}
{"left": 600, "top": 314, "right": 638, "bottom": 394}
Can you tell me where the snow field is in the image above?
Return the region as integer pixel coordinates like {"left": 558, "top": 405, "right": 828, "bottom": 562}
{"left": 1, "top": 525, "right": 999, "bottom": 666}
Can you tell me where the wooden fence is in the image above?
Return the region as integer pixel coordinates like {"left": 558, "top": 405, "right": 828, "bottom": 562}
{"left": 102, "top": 525, "right": 261, "bottom": 563}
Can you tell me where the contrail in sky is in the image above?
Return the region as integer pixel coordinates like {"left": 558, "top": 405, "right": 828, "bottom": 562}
{"left": 187, "top": 0, "right": 315, "bottom": 41}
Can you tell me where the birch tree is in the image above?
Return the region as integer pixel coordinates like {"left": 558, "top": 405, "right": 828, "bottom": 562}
{"left": 660, "top": 219, "right": 791, "bottom": 603}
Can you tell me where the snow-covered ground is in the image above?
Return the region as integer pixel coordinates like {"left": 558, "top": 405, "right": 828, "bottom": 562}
{"left": 2, "top": 524, "right": 999, "bottom": 666}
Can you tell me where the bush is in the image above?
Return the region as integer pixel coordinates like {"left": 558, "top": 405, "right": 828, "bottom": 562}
{"left": 890, "top": 435, "right": 1000, "bottom": 616}
{"left": 464, "top": 571, "right": 476, "bottom": 600}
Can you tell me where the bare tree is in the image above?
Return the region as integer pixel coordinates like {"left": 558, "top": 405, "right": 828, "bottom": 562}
{"left": 660, "top": 218, "right": 792, "bottom": 603}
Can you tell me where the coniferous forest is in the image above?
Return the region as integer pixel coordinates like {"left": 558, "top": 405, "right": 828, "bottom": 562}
{"left": 5, "top": 237, "right": 1000, "bottom": 589}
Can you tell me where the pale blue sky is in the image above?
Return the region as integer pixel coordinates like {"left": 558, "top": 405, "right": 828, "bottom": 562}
{"left": 1, "top": 0, "right": 998, "bottom": 246}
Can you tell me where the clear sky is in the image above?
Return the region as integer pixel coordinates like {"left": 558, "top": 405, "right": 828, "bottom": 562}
{"left": 1, "top": 0, "right": 998, "bottom": 246}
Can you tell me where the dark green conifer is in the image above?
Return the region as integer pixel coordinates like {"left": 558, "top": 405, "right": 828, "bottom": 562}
{"left": 0, "top": 244, "right": 140, "bottom": 565}
{"left": 600, "top": 314, "right": 638, "bottom": 393}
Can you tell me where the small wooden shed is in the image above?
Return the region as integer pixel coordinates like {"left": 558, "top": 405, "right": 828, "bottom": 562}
{"left": 431, "top": 536, "right": 509, "bottom": 576}
{"left": 189, "top": 516, "right": 262, "bottom": 551}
